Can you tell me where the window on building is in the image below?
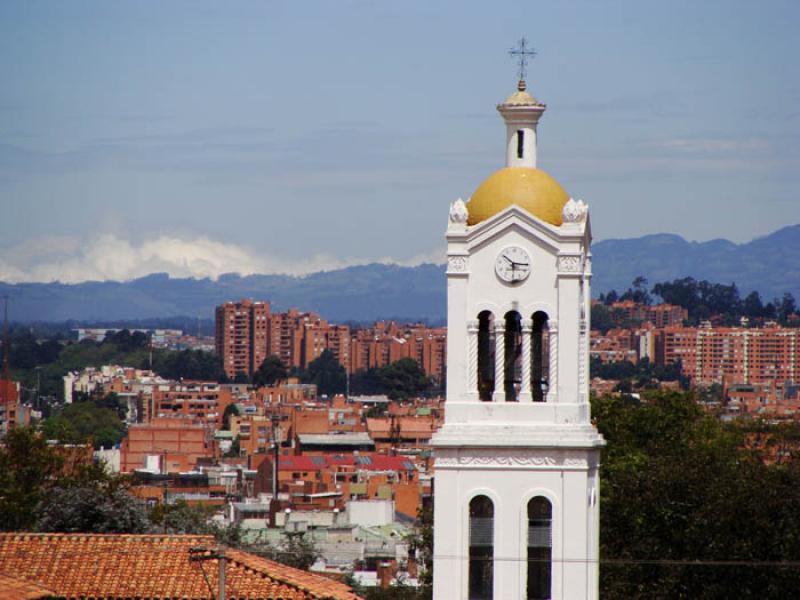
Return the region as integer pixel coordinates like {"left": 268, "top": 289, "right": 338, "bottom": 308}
{"left": 478, "top": 311, "right": 496, "bottom": 402}
{"left": 505, "top": 311, "right": 522, "bottom": 401}
{"left": 527, "top": 497, "right": 552, "bottom": 600}
{"left": 517, "top": 130, "right": 525, "bottom": 159}
{"left": 469, "top": 495, "right": 494, "bottom": 600}
{"left": 531, "top": 312, "right": 550, "bottom": 402}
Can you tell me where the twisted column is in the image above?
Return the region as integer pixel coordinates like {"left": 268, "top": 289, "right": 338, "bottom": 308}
{"left": 492, "top": 320, "right": 505, "bottom": 402}
{"left": 519, "top": 319, "right": 533, "bottom": 402}
{"left": 578, "top": 320, "right": 587, "bottom": 402}
{"left": 547, "top": 322, "right": 559, "bottom": 403}
{"left": 467, "top": 320, "right": 479, "bottom": 399}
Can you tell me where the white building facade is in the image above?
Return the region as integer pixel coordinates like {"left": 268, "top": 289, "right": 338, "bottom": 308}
{"left": 431, "top": 80, "right": 604, "bottom": 600}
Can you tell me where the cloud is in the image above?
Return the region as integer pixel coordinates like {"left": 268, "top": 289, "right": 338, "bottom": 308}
{"left": 0, "top": 233, "right": 444, "bottom": 284}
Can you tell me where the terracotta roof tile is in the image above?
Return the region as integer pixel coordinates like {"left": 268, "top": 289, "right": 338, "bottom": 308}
{"left": 0, "top": 573, "right": 56, "bottom": 600}
{"left": 0, "top": 533, "right": 360, "bottom": 600}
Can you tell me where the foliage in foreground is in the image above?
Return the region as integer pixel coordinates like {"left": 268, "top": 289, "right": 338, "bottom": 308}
{"left": 594, "top": 391, "right": 800, "bottom": 599}
{"left": 0, "top": 427, "right": 145, "bottom": 532}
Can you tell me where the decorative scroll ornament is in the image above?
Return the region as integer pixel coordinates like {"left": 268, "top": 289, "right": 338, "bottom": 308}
{"left": 557, "top": 255, "right": 582, "bottom": 273}
{"left": 562, "top": 198, "right": 588, "bottom": 223}
{"left": 447, "top": 255, "right": 468, "bottom": 273}
{"left": 448, "top": 198, "right": 469, "bottom": 229}
{"left": 436, "top": 455, "right": 557, "bottom": 467}
{"left": 434, "top": 449, "right": 593, "bottom": 468}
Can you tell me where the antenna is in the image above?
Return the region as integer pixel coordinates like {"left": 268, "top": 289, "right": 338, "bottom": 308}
{"left": 2, "top": 295, "right": 9, "bottom": 384}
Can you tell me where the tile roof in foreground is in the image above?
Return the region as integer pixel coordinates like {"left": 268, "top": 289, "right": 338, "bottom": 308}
{"left": 0, "top": 533, "right": 360, "bottom": 600}
{"left": 0, "top": 572, "right": 56, "bottom": 600}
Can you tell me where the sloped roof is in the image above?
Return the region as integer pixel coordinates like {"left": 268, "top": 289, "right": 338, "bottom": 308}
{"left": 0, "top": 533, "right": 359, "bottom": 600}
{"left": 0, "top": 573, "right": 55, "bottom": 600}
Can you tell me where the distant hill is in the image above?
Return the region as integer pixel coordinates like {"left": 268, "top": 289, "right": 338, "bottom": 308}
{"left": 591, "top": 224, "right": 800, "bottom": 301}
{"left": 1, "top": 225, "right": 798, "bottom": 323}
{"left": 0, "top": 264, "right": 447, "bottom": 324}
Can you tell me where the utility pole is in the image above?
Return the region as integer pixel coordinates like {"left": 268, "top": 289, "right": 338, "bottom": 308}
{"left": 34, "top": 366, "right": 41, "bottom": 410}
{"left": 188, "top": 546, "right": 226, "bottom": 600}
{"left": 218, "top": 547, "right": 225, "bottom": 600}
{"left": 2, "top": 295, "right": 9, "bottom": 386}
{"left": 271, "top": 414, "right": 280, "bottom": 496}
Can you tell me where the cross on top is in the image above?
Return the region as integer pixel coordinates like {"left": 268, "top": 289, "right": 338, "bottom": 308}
{"left": 508, "top": 37, "right": 537, "bottom": 82}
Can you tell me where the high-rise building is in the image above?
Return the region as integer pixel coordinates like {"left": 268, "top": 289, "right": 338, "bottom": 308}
{"left": 431, "top": 71, "right": 604, "bottom": 599}
{"left": 215, "top": 301, "right": 446, "bottom": 383}
{"left": 655, "top": 325, "right": 800, "bottom": 385}
{"left": 268, "top": 308, "right": 315, "bottom": 369}
{"left": 215, "top": 299, "right": 270, "bottom": 379}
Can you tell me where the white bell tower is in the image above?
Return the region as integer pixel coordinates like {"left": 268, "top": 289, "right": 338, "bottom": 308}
{"left": 431, "top": 67, "right": 605, "bottom": 600}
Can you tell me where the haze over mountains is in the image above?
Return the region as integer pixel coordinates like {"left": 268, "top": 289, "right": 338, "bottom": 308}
{"left": 2, "top": 225, "right": 798, "bottom": 324}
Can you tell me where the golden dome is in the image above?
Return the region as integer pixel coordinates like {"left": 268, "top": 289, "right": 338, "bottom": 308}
{"left": 467, "top": 167, "right": 569, "bottom": 226}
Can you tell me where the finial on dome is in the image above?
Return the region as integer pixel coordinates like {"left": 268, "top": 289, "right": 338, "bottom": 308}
{"left": 508, "top": 37, "right": 537, "bottom": 84}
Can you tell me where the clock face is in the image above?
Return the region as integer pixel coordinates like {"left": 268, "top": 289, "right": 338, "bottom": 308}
{"left": 495, "top": 246, "right": 531, "bottom": 283}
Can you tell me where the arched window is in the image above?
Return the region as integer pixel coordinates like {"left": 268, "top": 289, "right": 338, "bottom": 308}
{"left": 477, "top": 311, "right": 495, "bottom": 402}
{"left": 531, "top": 312, "right": 549, "bottom": 402}
{"left": 527, "top": 497, "right": 552, "bottom": 599}
{"left": 469, "top": 495, "right": 494, "bottom": 600}
{"left": 504, "top": 311, "right": 522, "bottom": 401}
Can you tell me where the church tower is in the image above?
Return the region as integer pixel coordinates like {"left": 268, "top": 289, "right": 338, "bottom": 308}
{"left": 431, "top": 66, "right": 605, "bottom": 599}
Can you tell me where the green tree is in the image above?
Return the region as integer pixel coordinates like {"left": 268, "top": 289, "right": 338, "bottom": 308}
{"left": 0, "top": 427, "right": 66, "bottom": 531}
{"left": 350, "top": 359, "right": 432, "bottom": 400}
{"left": 305, "top": 350, "right": 347, "bottom": 396}
{"left": 222, "top": 403, "right": 240, "bottom": 430}
{"left": 149, "top": 499, "right": 241, "bottom": 545}
{"left": 152, "top": 348, "right": 224, "bottom": 381}
{"left": 591, "top": 304, "right": 615, "bottom": 334}
{"left": 36, "top": 484, "right": 148, "bottom": 534}
{"left": 105, "top": 329, "right": 149, "bottom": 352}
{"left": 777, "top": 292, "right": 798, "bottom": 324}
{"left": 94, "top": 391, "right": 128, "bottom": 421}
{"left": 252, "top": 355, "right": 288, "bottom": 386}
{"left": 379, "top": 359, "right": 432, "bottom": 400}
{"left": 247, "top": 531, "right": 320, "bottom": 570}
{"left": 594, "top": 391, "right": 800, "bottom": 598}
{"left": 404, "top": 505, "right": 433, "bottom": 598}
{"left": 619, "top": 275, "right": 652, "bottom": 305}
{"left": 742, "top": 290, "right": 766, "bottom": 319}
{"left": 41, "top": 400, "right": 127, "bottom": 449}
{"left": 225, "top": 434, "right": 241, "bottom": 458}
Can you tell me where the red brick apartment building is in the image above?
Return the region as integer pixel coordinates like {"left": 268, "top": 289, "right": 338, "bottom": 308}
{"left": 655, "top": 326, "right": 800, "bottom": 386}
{"left": 149, "top": 381, "right": 234, "bottom": 426}
{"left": 120, "top": 417, "right": 211, "bottom": 472}
{"left": 215, "top": 299, "right": 270, "bottom": 379}
{"left": 215, "top": 299, "right": 446, "bottom": 382}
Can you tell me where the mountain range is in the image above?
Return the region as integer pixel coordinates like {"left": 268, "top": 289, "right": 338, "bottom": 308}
{"left": 2, "top": 225, "right": 798, "bottom": 323}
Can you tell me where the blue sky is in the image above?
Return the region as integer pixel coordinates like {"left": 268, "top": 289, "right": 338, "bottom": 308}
{"left": 1, "top": 1, "right": 798, "bottom": 282}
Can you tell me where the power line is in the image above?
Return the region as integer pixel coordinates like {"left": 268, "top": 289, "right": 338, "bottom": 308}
{"left": 431, "top": 554, "right": 800, "bottom": 567}
{"left": 231, "top": 543, "right": 800, "bottom": 568}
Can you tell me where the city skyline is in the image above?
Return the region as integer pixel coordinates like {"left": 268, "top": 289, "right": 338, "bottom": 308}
{"left": 1, "top": 1, "right": 798, "bottom": 283}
